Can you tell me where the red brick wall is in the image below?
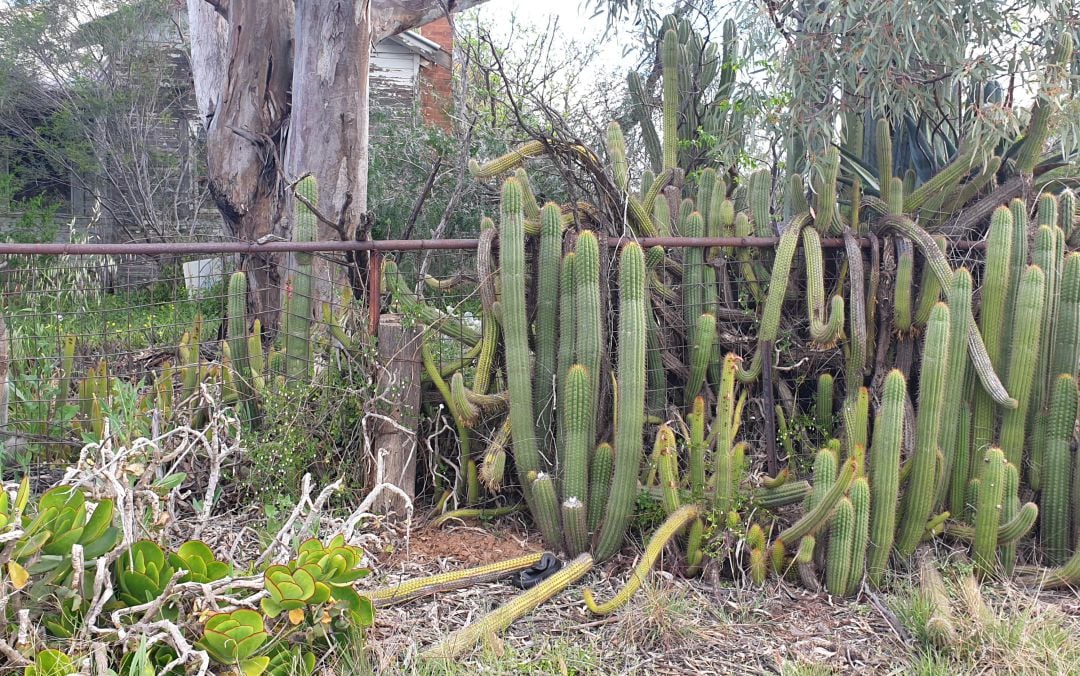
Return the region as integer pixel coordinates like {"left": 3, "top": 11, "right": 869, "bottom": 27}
{"left": 418, "top": 17, "right": 453, "bottom": 131}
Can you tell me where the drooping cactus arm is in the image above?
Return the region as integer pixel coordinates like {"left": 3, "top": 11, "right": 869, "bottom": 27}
{"left": 420, "top": 553, "right": 594, "bottom": 661}
{"left": 583, "top": 504, "right": 701, "bottom": 615}
{"left": 365, "top": 552, "right": 545, "bottom": 608}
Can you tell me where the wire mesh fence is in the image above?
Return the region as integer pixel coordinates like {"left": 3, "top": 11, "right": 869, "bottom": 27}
{"left": 0, "top": 234, "right": 988, "bottom": 497}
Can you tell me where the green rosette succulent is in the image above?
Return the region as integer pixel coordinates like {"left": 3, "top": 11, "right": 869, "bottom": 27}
{"left": 196, "top": 608, "right": 270, "bottom": 675}
{"left": 168, "top": 540, "right": 230, "bottom": 584}
{"left": 114, "top": 540, "right": 176, "bottom": 606}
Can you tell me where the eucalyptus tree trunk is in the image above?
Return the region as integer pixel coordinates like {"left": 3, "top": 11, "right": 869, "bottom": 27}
{"left": 187, "top": 0, "right": 490, "bottom": 329}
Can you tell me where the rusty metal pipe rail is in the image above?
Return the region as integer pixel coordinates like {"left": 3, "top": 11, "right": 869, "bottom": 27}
{"left": 0, "top": 235, "right": 986, "bottom": 256}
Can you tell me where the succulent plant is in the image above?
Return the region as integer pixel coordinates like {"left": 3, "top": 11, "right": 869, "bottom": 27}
{"left": 114, "top": 540, "right": 176, "bottom": 607}
{"left": 197, "top": 608, "right": 270, "bottom": 674}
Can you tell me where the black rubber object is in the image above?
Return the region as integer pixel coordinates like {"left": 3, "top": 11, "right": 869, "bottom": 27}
{"left": 509, "top": 552, "right": 563, "bottom": 589}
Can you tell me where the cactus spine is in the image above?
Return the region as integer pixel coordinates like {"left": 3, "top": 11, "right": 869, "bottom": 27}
{"left": 896, "top": 303, "right": 951, "bottom": 556}
{"left": 593, "top": 243, "right": 647, "bottom": 561}
{"left": 1042, "top": 374, "right": 1077, "bottom": 565}
{"left": 286, "top": 176, "right": 317, "bottom": 381}
{"left": 999, "top": 266, "right": 1046, "bottom": 469}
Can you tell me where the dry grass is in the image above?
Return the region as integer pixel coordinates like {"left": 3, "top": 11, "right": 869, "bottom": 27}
{"left": 890, "top": 556, "right": 1080, "bottom": 676}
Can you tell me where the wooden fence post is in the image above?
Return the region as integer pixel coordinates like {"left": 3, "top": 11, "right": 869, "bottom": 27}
{"left": 371, "top": 313, "right": 421, "bottom": 519}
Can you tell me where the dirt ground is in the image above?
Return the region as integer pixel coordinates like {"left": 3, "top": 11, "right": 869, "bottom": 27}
{"left": 361, "top": 517, "right": 919, "bottom": 675}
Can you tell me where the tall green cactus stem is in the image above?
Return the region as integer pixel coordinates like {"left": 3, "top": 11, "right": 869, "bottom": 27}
{"left": 584, "top": 505, "right": 701, "bottom": 615}
{"left": 656, "top": 425, "right": 681, "bottom": 515}
{"left": 1029, "top": 224, "right": 1062, "bottom": 490}
{"left": 737, "top": 212, "right": 810, "bottom": 382}
{"left": 562, "top": 498, "right": 589, "bottom": 557}
{"left": 896, "top": 302, "right": 951, "bottom": 556}
{"left": 777, "top": 458, "right": 857, "bottom": 546}
{"left": 914, "top": 237, "right": 947, "bottom": 328}
{"left": 588, "top": 442, "right": 614, "bottom": 533}
{"left": 576, "top": 231, "right": 603, "bottom": 459}
{"left": 227, "top": 271, "right": 257, "bottom": 426}
{"left": 999, "top": 266, "right": 1046, "bottom": 469}
{"left": 803, "top": 227, "right": 844, "bottom": 345}
{"left": 973, "top": 447, "right": 1006, "bottom": 575}
{"left": 734, "top": 213, "right": 765, "bottom": 304}
{"left": 697, "top": 169, "right": 717, "bottom": 225}
{"left": 534, "top": 203, "right": 563, "bottom": 460}
{"left": 813, "top": 147, "right": 842, "bottom": 234}
{"left": 894, "top": 238, "right": 914, "bottom": 334}
{"left": 1051, "top": 254, "right": 1080, "bottom": 400}
{"left": 973, "top": 208, "right": 1013, "bottom": 460}
{"left": 1061, "top": 189, "right": 1077, "bottom": 240}
{"left": 950, "top": 403, "right": 972, "bottom": 521}
{"left": 685, "top": 313, "right": 716, "bottom": 405}
{"left": 56, "top": 335, "right": 75, "bottom": 412}
{"left": 1042, "top": 374, "right": 1076, "bottom": 565}
{"left": 594, "top": 243, "right": 647, "bottom": 562}
{"left": 286, "top": 176, "right": 317, "bottom": 381}
{"left": 796, "top": 536, "right": 820, "bottom": 591}
{"left": 421, "top": 553, "right": 594, "bottom": 660}
{"left": 875, "top": 120, "right": 893, "bottom": 205}
{"left": 936, "top": 268, "right": 972, "bottom": 506}
{"left": 826, "top": 497, "right": 855, "bottom": 597}
{"left": 713, "top": 353, "right": 738, "bottom": 513}
{"left": 468, "top": 140, "right": 548, "bottom": 178}
{"left": 499, "top": 178, "right": 559, "bottom": 548}
{"left": 876, "top": 213, "right": 1015, "bottom": 408}
{"left": 607, "top": 121, "right": 630, "bottom": 192}
{"left": 843, "top": 387, "right": 870, "bottom": 468}
{"left": 686, "top": 518, "right": 705, "bottom": 576}
{"left": 661, "top": 29, "right": 679, "bottom": 171}
{"left": 1015, "top": 34, "right": 1073, "bottom": 175}
{"left": 682, "top": 213, "right": 706, "bottom": 333}
{"left": 847, "top": 477, "right": 870, "bottom": 595}
{"left": 563, "top": 364, "right": 591, "bottom": 508}
{"left": 556, "top": 252, "right": 577, "bottom": 461}
{"left": 998, "top": 460, "right": 1021, "bottom": 575}
{"left": 688, "top": 396, "right": 707, "bottom": 498}
{"left": 628, "top": 71, "right": 662, "bottom": 172}
{"left": 748, "top": 168, "right": 773, "bottom": 238}
{"left": 531, "top": 473, "right": 563, "bottom": 551}
{"left": 808, "top": 448, "right": 838, "bottom": 513}
{"left": 646, "top": 315, "right": 667, "bottom": 417}
{"left": 868, "top": 383, "right": 904, "bottom": 581}
{"left": 815, "top": 374, "right": 834, "bottom": 436}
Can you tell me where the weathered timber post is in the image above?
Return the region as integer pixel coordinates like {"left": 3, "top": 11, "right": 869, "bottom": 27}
{"left": 371, "top": 313, "right": 421, "bottom": 518}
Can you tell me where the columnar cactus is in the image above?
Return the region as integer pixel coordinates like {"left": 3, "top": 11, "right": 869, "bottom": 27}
{"left": 534, "top": 202, "right": 563, "bottom": 454}
{"left": 227, "top": 271, "right": 257, "bottom": 426}
{"left": 562, "top": 364, "right": 591, "bottom": 509}
{"left": 684, "top": 312, "right": 716, "bottom": 405}
{"left": 594, "top": 243, "right": 647, "bottom": 562}
{"left": 499, "top": 178, "right": 560, "bottom": 549}
{"left": 999, "top": 266, "right": 1046, "bottom": 469}
{"left": 576, "top": 231, "right": 603, "bottom": 462}
{"left": 896, "top": 302, "right": 951, "bottom": 556}
{"left": 826, "top": 496, "right": 854, "bottom": 596}
{"left": 936, "top": 268, "right": 972, "bottom": 506}
{"left": 286, "top": 176, "right": 317, "bottom": 381}
{"left": 1041, "top": 374, "right": 1077, "bottom": 565}
{"left": 588, "top": 442, "right": 614, "bottom": 533}
{"left": 973, "top": 447, "right": 1007, "bottom": 575}
{"left": 847, "top": 477, "right": 870, "bottom": 595}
